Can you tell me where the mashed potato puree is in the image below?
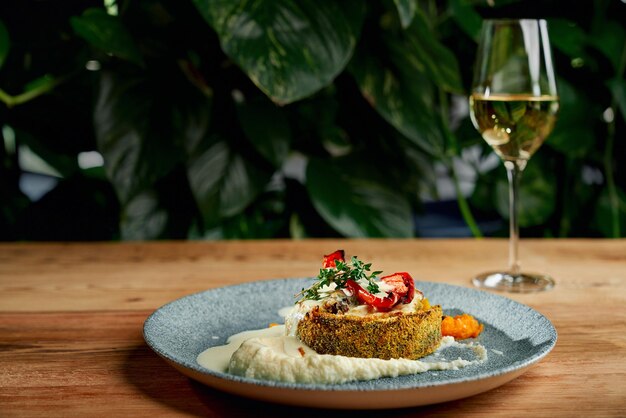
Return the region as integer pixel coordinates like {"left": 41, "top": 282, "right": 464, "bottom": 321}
{"left": 197, "top": 325, "right": 488, "bottom": 385}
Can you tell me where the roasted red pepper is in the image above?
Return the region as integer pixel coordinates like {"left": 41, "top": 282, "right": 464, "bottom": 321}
{"left": 321, "top": 251, "right": 415, "bottom": 312}
{"left": 345, "top": 279, "right": 399, "bottom": 311}
{"left": 322, "top": 250, "right": 345, "bottom": 268}
{"left": 380, "top": 272, "right": 415, "bottom": 304}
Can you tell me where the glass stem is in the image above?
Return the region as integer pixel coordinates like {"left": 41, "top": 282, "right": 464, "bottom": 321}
{"left": 504, "top": 160, "right": 524, "bottom": 276}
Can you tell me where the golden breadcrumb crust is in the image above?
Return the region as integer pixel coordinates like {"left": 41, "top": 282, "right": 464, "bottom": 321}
{"left": 297, "top": 305, "right": 443, "bottom": 360}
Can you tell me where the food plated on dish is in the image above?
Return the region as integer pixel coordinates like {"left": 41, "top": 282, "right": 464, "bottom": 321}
{"left": 197, "top": 250, "right": 488, "bottom": 384}
{"left": 143, "top": 252, "right": 557, "bottom": 408}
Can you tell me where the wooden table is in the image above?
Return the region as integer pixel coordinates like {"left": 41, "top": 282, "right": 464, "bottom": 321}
{"left": 1, "top": 239, "right": 625, "bottom": 417}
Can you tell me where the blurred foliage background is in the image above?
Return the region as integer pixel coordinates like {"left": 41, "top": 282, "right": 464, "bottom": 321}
{"left": 0, "top": 0, "right": 624, "bottom": 240}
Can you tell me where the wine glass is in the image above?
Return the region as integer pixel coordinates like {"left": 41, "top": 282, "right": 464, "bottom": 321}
{"left": 469, "top": 19, "right": 559, "bottom": 292}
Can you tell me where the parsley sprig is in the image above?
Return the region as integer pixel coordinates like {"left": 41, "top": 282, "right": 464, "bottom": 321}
{"left": 297, "top": 256, "right": 383, "bottom": 302}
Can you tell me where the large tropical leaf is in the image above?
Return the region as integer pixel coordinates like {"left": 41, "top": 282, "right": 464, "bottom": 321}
{"left": 192, "top": 0, "right": 365, "bottom": 104}
{"left": 119, "top": 190, "right": 168, "bottom": 240}
{"left": 94, "top": 69, "right": 189, "bottom": 204}
{"left": 186, "top": 137, "right": 273, "bottom": 229}
{"left": 349, "top": 9, "right": 462, "bottom": 157}
{"left": 94, "top": 65, "right": 272, "bottom": 233}
{"left": 449, "top": 0, "right": 482, "bottom": 41}
{"left": 589, "top": 13, "right": 626, "bottom": 73}
{"left": 546, "top": 79, "right": 596, "bottom": 158}
{"left": 350, "top": 46, "right": 445, "bottom": 157}
{"left": 70, "top": 8, "right": 144, "bottom": 66}
{"left": 405, "top": 10, "right": 465, "bottom": 94}
{"left": 548, "top": 19, "right": 588, "bottom": 59}
{"left": 306, "top": 156, "right": 414, "bottom": 237}
{"left": 236, "top": 96, "right": 291, "bottom": 168}
{"left": 94, "top": 66, "right": 214, "bottom": 238}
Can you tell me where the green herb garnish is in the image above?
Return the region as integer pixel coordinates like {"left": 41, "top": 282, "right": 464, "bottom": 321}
{"left": 296, "top": 256, "right": 383, "bottom": 302}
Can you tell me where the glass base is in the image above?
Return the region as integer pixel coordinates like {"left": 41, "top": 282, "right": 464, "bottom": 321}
{"left": 472, "top": 271, "right": 555, "bottom": 293}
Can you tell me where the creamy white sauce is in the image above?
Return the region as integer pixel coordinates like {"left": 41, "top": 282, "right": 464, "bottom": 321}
{"left": 196, "top": 326, "right": 286, "bottom": 373}
{"left": 277, "top": 306, "right": 295, "bottom": 318}
{"left": 197, "top": 325, "right": 488, "bottom": 385}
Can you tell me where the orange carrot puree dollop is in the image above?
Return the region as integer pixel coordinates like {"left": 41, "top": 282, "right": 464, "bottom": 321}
{"left": 441, "top": 314, "right": 484, "bottom": 339}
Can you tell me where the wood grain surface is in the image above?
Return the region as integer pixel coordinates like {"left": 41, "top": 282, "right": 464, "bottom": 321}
{"left": 0, "top": 239, "right": 625, "bottom": 417}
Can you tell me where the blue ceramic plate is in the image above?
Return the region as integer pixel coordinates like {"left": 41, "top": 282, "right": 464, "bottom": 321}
{"left": 144, "top": 279, "right": 557, "bottom": 409}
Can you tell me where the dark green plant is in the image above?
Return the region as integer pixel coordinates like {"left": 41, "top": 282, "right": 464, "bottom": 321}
{"left": 0, "top": 0, "right": 624, "bottom": 240}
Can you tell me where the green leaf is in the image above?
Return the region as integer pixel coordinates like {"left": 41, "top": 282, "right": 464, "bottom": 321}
{"left": 120, "top": 190, "right": 169, "bottom": 240}
{"left": 608, "top": 78, "right": 626, "bottom": 122}
{"left": 548, "top": 19, "right": 587, "bottom": 58}
{"left": 349, "top": 33, "right": 445, "bottom": 157}
{"left": 547, "top": 78, "right": 597, "bottom": 157}
{"left": 405, "top": 10, "right": 465, "bottom": 94}
{"left": 94, "top": 69, "right": 188, "bottom": 204}
{"left": 70, "top": 8, "right": 144, "bottom": 66}
{"left": 0, "top": 19, "right": 9, "bottom": 69}
{"left": 393, "top": 0, "right": 417, "bottom": 29}
{"left": 449, "top": 0, "right": 482, "bottom": 41}
{"left": 494, "top": 159, "right": 556, "bottom": 227}
{"left": 589, "top": 15, "right": 626, "bottom": 73}
{"left": 236, "top": 96, "right": 291, "bottom": 168}
{"left": 593, "top": 187, "right": 626, "bottom": 238}
{"left": 192, "top": 0, "right": 365, "bottom": 104}
{"left": 306, "top": 156, "right": 414, "bottom": 237}
{"left": 186, "top": 136, "right": 272, "bottom": 228}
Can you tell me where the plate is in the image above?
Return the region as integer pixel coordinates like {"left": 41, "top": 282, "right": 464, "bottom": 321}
{"left": 143, "top": 279, "right": 557, "bottom": 409}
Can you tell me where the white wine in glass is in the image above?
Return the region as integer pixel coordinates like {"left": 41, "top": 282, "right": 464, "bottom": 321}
{"left": 469, "top": 19, "right": 559, "bottom": 292}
